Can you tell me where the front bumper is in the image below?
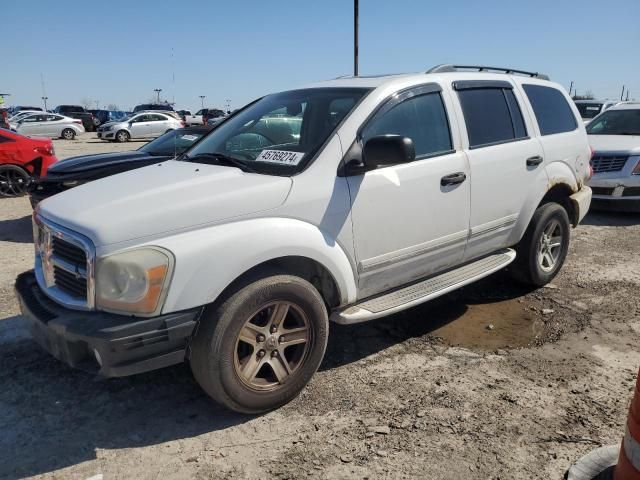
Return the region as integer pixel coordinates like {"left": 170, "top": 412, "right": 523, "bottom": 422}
{"left": 15, "top": 270, "right": 202, "bottom": 377}
{"left": 97, "top": 130, "right": 115, "bottom": 139}
{"left": 589, "top": 176, "right": 640, "bottom": 212}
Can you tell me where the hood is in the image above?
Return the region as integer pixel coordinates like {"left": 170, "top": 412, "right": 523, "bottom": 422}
{"left": 589, "top": 135, "right": 640, "bottom": 155}
{"left": 46, "top": 151, "right": 167, "bottom": 175}
{"left": 38, "top": 160, "right": 293, "bottom": 246}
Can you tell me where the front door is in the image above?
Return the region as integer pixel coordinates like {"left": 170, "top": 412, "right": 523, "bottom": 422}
{"left": 129, "top": 114, "right": 151, "bottom": 138}
{"left": 452, "top": 81, "right": 545, "bottom": 261}
{"left": 346, "top": 85, "right": 471, "bottom": 298}
{"left": 147, "top": 114, "right": 169, "bottom": 137}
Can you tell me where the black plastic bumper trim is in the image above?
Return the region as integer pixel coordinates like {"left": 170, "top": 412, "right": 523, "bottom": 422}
{"left": 15, "top": 270, "right": 203, "bottom": 377}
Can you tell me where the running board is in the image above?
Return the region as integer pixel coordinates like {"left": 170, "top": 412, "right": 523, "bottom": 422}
{"left": 331, "top": 249, "right": 516, "bottom": 325}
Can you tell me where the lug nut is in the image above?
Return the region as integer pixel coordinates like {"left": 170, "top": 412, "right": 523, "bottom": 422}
{"left": 271, "top": 350, "right": 278, "bottom": 358}
{"left": 257, "top": 350, "right": 266, "bottom": 358}
{"left": 279, "top": 336, "right": 285, "bottom": 343}
{"left": 257, "top": 334, "right": 265, "bottom": 342}
{"left": 270, "top": 325, "right": 278, "bottom": 333}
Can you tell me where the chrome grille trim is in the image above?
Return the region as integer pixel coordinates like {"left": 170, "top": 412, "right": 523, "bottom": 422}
{"left": 590, "top": 155, "right": 628, "bottom": 173}
{"left": 33, "top": 214, "right": 95, "bottom": 310}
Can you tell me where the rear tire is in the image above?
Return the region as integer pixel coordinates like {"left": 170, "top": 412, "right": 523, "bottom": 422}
{"left": 510, "top": 202, "right": 570, "bottom": 286}
{"left": 0, "top": 165, "right": 31, "bottom": 197}
{"left": 61, "top": 128, "right": 75, "bottom": 140}
{"left": 190, "top": 273, "right": 329, "bottom": 414}
{"left": 115, "top": 130, "right": 130, "bottom": 142}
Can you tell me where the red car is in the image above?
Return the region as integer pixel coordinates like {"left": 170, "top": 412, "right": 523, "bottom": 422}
{"left": 0, "top": 128, "right": 58, "bottom": 197}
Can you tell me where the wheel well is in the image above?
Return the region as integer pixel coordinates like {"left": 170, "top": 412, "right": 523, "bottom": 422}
{"left": 539, "top": 184, "right": 577, "bottom": 226}
{"left": 223, "top": 256, "right": 341, "bottom": 309}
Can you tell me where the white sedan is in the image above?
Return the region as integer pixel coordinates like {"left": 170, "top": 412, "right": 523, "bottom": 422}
{"left": 10, "top": 113, "right": 85, "bottom": 140}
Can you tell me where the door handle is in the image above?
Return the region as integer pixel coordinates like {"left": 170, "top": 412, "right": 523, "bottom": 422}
{"left": 526, "top": 155, "right": 543, "bottom": 167}
{"left": 440, "top": 172, "right": 467, "bottom": 186}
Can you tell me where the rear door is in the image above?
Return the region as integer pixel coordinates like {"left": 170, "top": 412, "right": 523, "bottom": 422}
{"left": 518, "top": 83, "right": 585, "bottom": 183}
{"left": 346, "top": 83, "right": 471, "bottom": 297}
{"left": 147, "top": 114, "right": 170, "bottom": 137}
{"left": 451, "top": 80, "right": 545, "bottom": 261}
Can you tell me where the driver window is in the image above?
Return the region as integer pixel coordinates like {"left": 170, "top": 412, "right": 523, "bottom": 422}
{"left": 363, "top": 92, "right": 452, "bottom": 158}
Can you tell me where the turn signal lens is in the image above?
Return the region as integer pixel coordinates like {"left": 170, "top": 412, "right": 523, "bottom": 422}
{"left": 632, "top": 157, "right": 640, "bottom": 175}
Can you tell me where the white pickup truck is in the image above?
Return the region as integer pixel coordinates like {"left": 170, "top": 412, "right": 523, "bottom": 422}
{"left": 16, "top": 65, "right": 592, "bottom": 414}
{"left": 177, "top": 110, "right": 204, "bottom": 126}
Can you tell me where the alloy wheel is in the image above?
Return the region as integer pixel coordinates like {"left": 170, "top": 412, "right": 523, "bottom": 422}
{"left": 234, "top": 301, "right": 311, "bottom": 391}
{"left": 537, "top": 219, "right": 564, "bottom": 272}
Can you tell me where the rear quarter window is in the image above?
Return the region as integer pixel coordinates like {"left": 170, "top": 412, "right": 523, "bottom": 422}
{"left": 522, "top": 84, "right": 577, "bottom": 136}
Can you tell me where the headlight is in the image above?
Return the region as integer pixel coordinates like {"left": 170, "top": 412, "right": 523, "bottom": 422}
{"left": 95, "top": 248, "right": 173, "bottom": 316}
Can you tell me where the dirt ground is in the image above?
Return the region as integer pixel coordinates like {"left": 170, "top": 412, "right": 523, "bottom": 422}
{"left": 1, "top": 134, "right": 639, "bottom": 480}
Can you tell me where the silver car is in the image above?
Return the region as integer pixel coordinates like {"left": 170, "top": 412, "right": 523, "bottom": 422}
{"left": 587, "top": 103, "right": 640, "bottom": 212}
{"left": 97, "top": 111, "right": 183, "bottom": 142}
{"left": 11, "top": 113, "right": 85, "bottom": 140}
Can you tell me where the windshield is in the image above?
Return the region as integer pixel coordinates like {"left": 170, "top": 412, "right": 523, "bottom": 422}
{"left": 586, "top": 109, "right": 640, "bottom": 136}
{"left": 139, "top": 130, "right": 208, "bottom": 156}
{"left": 184, "top": 87, "right": 369, "bottom": 174}
{"left": 575, "top": 103, "right": 603, "bottom": 119}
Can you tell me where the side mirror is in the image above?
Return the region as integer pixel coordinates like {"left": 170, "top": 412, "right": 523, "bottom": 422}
{"left": 362, "top": 135, "right": 415, "bottom": 169}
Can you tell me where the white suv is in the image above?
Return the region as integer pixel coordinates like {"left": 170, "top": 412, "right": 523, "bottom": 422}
{"left": 17, "top": 65, "right": 592, "bottom": 413}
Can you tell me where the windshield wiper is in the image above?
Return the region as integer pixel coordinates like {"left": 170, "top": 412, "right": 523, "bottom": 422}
{"left": 184, "top": 152, "right": 257, "bottom": 173}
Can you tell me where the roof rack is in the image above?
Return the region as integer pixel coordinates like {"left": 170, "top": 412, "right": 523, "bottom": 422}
{"left": 426, "top": 64, "right": 550, "bottom": 81}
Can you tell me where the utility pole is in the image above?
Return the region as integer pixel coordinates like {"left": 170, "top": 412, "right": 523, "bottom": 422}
{"left": 354, "top": 0, "right": 359, "bottom": 77}
{"left": 620, "top": 85, "right": 625, "bottom": 101}
{"left": 154, "top": 88, "right": 162, "bottom": 103}
{"left": 626, "top": 90, "right": 630, "bottom": 102}
{"left": 41, "top": 96, "right": 48, "bottom": 110}
{"left": 199, "top": 95, "right": 205, "bottom": 108}
{"left": 568, "top": 80, "right": 574, "bottom": 97}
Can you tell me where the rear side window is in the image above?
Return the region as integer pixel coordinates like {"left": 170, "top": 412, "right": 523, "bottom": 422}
{"left": 457, "top": 87, "right": 528, "bottom": 148}
{"left": 364, "top": 92, "right": 452, "bottom": 158}
{"left": 522, "top": 84, "right": 577, "bottom": 136}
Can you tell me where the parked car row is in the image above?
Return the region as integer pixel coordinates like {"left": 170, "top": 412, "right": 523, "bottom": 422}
{"left": 9, "top": 112, "right": 85, "bottom": 139}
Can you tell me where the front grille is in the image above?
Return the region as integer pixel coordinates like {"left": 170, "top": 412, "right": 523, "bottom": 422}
{"left": 35, "top": 217, "right": 93, "bottom": 309}
{"left": 50, "top": 237, "right": 88, "bottom": 301}
{"left": 623, "top": 186, "right": 640, "bottom": 197}
{"left": 591, "top": 186, "right": 615, "bottom": 196}
{"left": 591, "top": 155, "right": 628, "bottom": 173}
{"left": 52, "top": 237, "right": 86, "bottom": 265}
{"left": 53, "top": 266, "right": 87, "bottom": 299}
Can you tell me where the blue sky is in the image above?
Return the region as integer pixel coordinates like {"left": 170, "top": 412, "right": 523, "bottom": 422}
{"left": 4, "top": 0, "right": 639, "bottom": 111}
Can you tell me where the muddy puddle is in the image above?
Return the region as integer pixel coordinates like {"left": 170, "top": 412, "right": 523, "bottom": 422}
{"left": 425, "top": 297, "right": 545, "bottom": 350}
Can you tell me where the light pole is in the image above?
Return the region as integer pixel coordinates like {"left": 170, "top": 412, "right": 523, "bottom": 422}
{"left": 199, "top": 95, "right": 206, "bottom": 108}
{"left": 154, "top": 88, "right": 162, "bottom": 103}
{"left": 354, "top": 0, "right": 359, "bottom": 77}
{"left": 225, "top": 98, "right": 231, "bottom": 113}
{"left": 41, "top": 96, "right": 48, "bottom": 110}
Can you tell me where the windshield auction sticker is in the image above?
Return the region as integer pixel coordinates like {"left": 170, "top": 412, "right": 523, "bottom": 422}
{"left": 256, "top": 149, "right": 305, "bottom": 165}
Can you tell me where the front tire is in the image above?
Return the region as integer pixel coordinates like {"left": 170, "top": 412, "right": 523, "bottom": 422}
{"left": 510, "top": 202, "right": 571, "bottom": 286}
{"left": 61, "top": 128, "right": 75, "bottom": 140}
{"left": 115, "top": 130, "right": 130, "bottom": 142}
{"left": 190, "top": 273, "right": 329, "bottom": 414}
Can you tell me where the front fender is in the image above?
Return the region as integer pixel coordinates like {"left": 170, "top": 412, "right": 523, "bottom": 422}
{"left": 156, "top": 218, "right": 358, "bottom": 313}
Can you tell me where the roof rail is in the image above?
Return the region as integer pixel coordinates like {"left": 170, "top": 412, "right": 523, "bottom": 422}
{"left": 426, "top": 64, "right": 550, "bottom": 81}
